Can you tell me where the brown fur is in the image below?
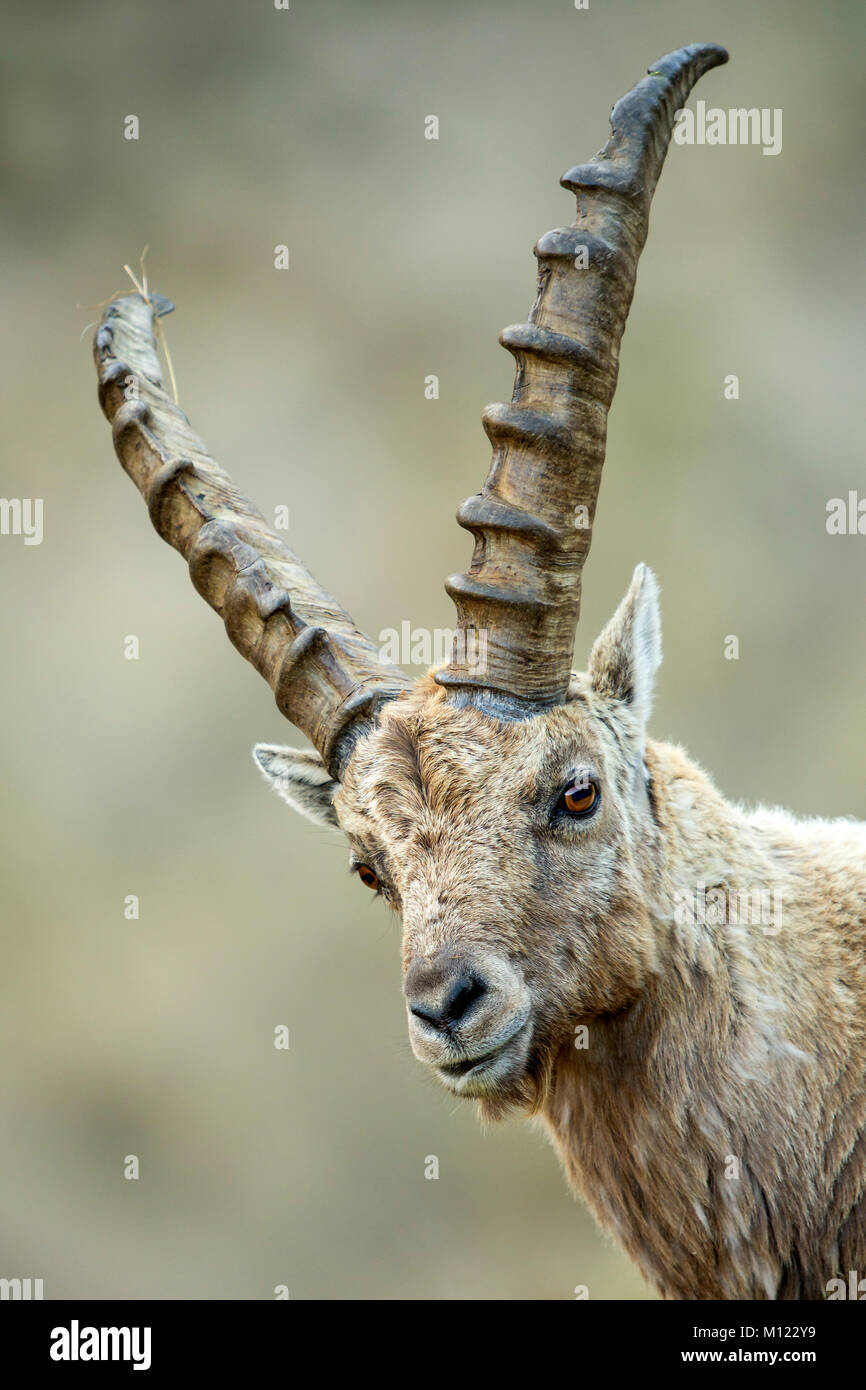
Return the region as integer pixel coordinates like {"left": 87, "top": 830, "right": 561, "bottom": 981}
{"left": 258, "top": 571, "right": 866, "bottom": 1299}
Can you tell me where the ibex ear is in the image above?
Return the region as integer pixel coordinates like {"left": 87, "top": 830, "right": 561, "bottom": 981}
{"left": 252, "top": 744, "right": 340, "bottom": 829}
{"left": 587, "top": 564, "right": 662, "bottom": 726}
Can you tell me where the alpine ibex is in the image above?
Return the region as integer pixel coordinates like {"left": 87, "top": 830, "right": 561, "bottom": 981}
{"left": 92, "top": 43, "right": 866, "bottom": 1300}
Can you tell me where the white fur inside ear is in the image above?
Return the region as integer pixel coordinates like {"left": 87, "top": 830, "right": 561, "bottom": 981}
{"left": 588, "top": 563, "right": 663, "bottom": 727}
{"left": 252, "top": 744, "right": 341, "bottom": 829}
{"left": 630, "top": 565, "right": 663, "bottom": 723}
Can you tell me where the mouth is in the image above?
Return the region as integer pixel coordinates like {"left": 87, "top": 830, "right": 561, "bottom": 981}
{"left": 433, "top": 1019, "right": 531, "bottom": 1096}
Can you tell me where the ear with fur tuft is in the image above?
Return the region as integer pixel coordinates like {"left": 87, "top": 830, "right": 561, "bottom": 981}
{"left": 588, "top": 564, "right": 662, "bottom": 725}
{"left": 252, "top": 744, "right": 340, "bottom": 828}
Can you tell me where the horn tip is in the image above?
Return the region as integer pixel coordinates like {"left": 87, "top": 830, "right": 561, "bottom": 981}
{"left": 644, "top": 42, "right": 729, "bottom": 81}
{"left": 559, "top": 41, "right": 730, "bottom": 197}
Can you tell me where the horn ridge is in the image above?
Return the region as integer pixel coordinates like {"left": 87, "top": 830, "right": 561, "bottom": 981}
{"left": 94, "top": 292, "right": 410, "bottom": 776}
{"left": 437, "top": 42, "right": 728, "bottom": 709}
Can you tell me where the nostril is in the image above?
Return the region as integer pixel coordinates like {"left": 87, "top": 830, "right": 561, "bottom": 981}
{"left": 445, "top": 972, "right": 486, "bottom": 1024}
{"left": 409, "top": 971, "right": 487, "bottom": 1031}
{"left": 409, "top": 1003, "right": 440, "bottom": 1025}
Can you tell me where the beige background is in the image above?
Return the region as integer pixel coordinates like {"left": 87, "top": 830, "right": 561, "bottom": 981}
{"left": 1, "top": 0, "right": 863, "bottom": 1298}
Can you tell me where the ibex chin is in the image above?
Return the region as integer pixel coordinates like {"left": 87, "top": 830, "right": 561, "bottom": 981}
{"left": 92, "top": 43, "right": 866, "bottom": 1300}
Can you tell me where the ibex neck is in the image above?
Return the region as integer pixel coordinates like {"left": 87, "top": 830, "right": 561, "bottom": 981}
{"left": 542, "top": 739, "right": 866, "bottom": 1299}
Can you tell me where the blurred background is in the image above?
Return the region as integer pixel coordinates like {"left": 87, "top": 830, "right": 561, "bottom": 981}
{"left": 0, "top": 0, "right": 863, "bottom": 1300}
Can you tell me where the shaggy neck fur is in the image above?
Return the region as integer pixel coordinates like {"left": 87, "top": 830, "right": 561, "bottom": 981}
{"left": 542, "top": 739, "right": 866, "bottom": 1300}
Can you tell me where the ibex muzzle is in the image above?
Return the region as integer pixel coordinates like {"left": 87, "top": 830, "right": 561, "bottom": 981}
{"left": 405, "top": 950, "right": 532, "bottom": 1094}
{"left": 93, "top": 43, "right": 866, "bottom": 1301}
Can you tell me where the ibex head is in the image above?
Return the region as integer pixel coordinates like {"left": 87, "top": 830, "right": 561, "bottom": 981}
{"left": 94, "top": 44, "right": 727, "bottom": 1123}
{"left": 256, "top": 566, "right": 663, "bottom": 1117}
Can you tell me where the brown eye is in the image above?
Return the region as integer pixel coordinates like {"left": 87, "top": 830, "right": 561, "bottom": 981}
{"left": 559, "top": 779, "right": 599, "bottom": 817}
{"left": 357, "top": 865, "right": 379, "bottom": 891}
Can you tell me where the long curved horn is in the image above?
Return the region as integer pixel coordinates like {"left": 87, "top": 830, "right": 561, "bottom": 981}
{"left": 94, "top": 292, "right": 411, "bottom": 777}
{"left": 437, "top": 42, "right": 728, "bottom": 710}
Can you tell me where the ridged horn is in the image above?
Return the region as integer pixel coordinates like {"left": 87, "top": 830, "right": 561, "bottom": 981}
{"left": 94, "top": 292, "right": 411, "bottom": 777}
{"left": 437, "top": 42, "right": 729, "bottom": 709}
